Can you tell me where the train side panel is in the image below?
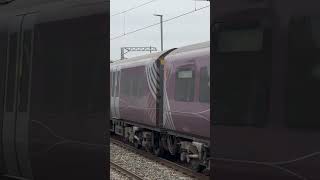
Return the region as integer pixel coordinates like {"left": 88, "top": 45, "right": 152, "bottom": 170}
{"left": 111, "top": 54, "right": 164, "bottom": 129}
{"left": 118, "top": 64, "right": 157, "bottom": 127}
{"left": 164, "top": 44, "right": 210, "bottom": 139}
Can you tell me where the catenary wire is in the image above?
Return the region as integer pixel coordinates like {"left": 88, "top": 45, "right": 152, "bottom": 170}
{"left": 110, "top": 5, "right": 209, "bottom": 40}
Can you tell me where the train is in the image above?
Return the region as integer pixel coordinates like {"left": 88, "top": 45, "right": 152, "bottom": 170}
{"left": 0, "top": 0, "right": 109, "bottom": 179}
{"left": 110, "top": 41, "right": 210, "bottom": 171}
{"left": 212, "top": 0, "right": 320, "bottom": 179}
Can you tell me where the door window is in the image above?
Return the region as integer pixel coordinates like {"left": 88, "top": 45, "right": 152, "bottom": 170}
{"left": 175, "top": 67, "right": 195, "bottom": 102}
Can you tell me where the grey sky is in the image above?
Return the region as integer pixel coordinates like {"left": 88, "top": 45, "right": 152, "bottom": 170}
{"left": 110, "top": 0, "right": 210, "bottom": 61}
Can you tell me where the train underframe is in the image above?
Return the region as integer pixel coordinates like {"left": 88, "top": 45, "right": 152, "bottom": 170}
{"left": 111, "top": 118, "right": 210, "bottom": 172}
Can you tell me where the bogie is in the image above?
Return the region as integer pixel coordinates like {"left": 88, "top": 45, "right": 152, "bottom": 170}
{"left": 111, "top": 119, "right": 210, "bottom": 172}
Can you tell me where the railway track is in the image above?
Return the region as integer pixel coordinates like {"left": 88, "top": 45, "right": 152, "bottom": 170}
{"left": 111, "top": 137, "right": 210, "bottom": 180}
{"left": 111, "top": 161, "right": 144, "bottom": 180}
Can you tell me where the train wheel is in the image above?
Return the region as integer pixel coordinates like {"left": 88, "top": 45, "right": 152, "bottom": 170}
{"left": 202, "top": 167, "right": 210, "bottom": 176}
{"left": 134, "top": 139, "right": 140, "bottom": 149}
{"left": 190, "top": 159, "right": 201, "bottom": 172}
{"left": 153, "top": 146, "right": 163, "bottom": 157}
{"left": 144, "top": 145, "right": 152, "bottom": 153}
{"left": 167, "top": 135, "right": 177, "bottom": 155}
{"left": 187, "top": 144, "right": 201, "bottom": 172}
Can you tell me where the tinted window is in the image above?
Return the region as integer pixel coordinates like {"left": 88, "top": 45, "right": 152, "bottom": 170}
{"left": 311, "top": 17, "right": 320, "bottom": 48}
{"left": 217, "top": 28, "right": 263, "bottom": 52}
{"left": 136, "top": 70, "right": 145, "bottom": 97}
{"left": 175, "top": 68, "right": 194, "bottom": 102}
{"left": 110, "top": 71, "right": 112, "bottom": 95}
{"left": 0, "top": 33, "right": 8, "bottom": 110}
{"left": 287, "top": 16, "right": 320, "bottom": 129}
{"left": 214, "top": 24, "right": 269, "bottom": 126}
{"left": 0, "top": 31, "right": 8, "bottom": 172}
{"left": 6, "top": 33, "right": 18, "bottom": 112}
{"left": 112, "top": 71, "right": 115, "bottom": 96}
{"left": 114, "top": 71, "right": 118, "bottom": 97}
{"left": 131, "top": 75, "right": 138, "bottom": 96}
{"left": 32, "top": 16, "right": 108, "bottom": 114}
{"left": 120, "top": 69, "right": 130, "bottom": 96}
{"left": 19, "top": 30, "right": 32, "bottom": 112}
{"left": 115, "top": 71, "right": 120, "bottom": 97}
{"left": 120, "top": 67, "right": 145, "bottom": 97}
{"left": 199, "top": 67, "right": 210, "bottom": 103}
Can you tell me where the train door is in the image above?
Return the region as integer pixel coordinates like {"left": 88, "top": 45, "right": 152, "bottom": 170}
{"left": 170, "top": 61, "right": 197, "bottom": 133}
{"left": 2, "top": 15, "right": 23, "bottom": 178}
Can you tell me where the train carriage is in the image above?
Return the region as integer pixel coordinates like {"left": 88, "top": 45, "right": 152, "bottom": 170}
{"left": 0, "top": 1, "right": 109, "bottom": 179}
{"left": 111, "top": 50, "right": 175, "bottom": 131}
{"left": 212, "top": 0, "right": 320, "bottom": 179}
{"left": 110, "top": 41, "right": 210, "bottom": 171}
{"left": 163, "top": 42, "right": 210, "bottom": 139}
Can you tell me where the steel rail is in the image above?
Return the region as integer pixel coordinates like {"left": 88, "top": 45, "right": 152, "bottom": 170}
{"left": 111, "top": 137, "right": 209, "bottom": 180}
{"left": 111, "top": 161, "right": 145, "bottom": 180}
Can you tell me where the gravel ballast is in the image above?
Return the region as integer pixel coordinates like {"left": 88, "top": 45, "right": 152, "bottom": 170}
{"left": 110, "top": 143, "right": 196, "bottom": 180}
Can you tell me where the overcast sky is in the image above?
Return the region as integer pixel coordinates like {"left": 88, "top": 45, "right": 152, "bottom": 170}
{"left": 110, "top": 0, "right": 210, "bottom": 61}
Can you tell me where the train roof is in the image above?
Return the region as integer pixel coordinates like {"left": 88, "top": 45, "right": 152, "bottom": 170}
{"left": 169, "top": 41, "right": 210, "bottom": 55}
{"left": 111, "top": 49, "right": 175, "bottom": 68}
{"left": 111, "top": 41, "right": 210, "bottom": 68}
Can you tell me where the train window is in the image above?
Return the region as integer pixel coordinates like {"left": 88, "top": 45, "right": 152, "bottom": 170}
{"left": 120, "top": 69, "right": 130, "bottom": 96}
{"left": 0, "top": 32, "right": 8, "bottom": 128}
{"left": 213, "top": 23, "right": 269, "bottom": 126}
{"left": 0, "top": 32, "right": 7, "bottom": 96}
{"left": 129, "top": 77, "right": 136, "bottom": 96}
{"left": 199, "top": 67, "right": 210, "bottom": 103}
{"left": 133, "top": 76, "right": 138, "bottom": 97}
{"left": 130, "top": 68, "right": 145, "bottom": 97}
{"left": 112, "top": 71, "right": 116, "bottom": 96}
{"left": 19, "top": 30, "right": 32, "bottom": 112}
{"left": 0, "top": 32, "right": 6, "bottom": 176}
{"left": 136, "top": 76, "right": 143, "bottom": 97}
{"left": 286, "top": 16, "right": 320, "bottom": 129}
{"left": 110, "top": 71, "right": 113, "bottom": 95}
{"left": 119, "top": 67, "right": 145, "bottom": 97}
{"left": 137, "top": 69, "right": 146, "bottom": 97}
{"left": 115, "top": 71, "right": 119, "bottom": 97}
{"left": 175, "top": 68, "right": 195, "bottom": 102}
{"left": 33, "top": 16, "right": 109, "bottom": 113}
{"left": 5, "top": 33, "right": 18, "bottom": 112}
{"left": 311, "top": 17, "right": 320, "bottom": 48}
{"left": 217, "top": 27, "right": 263, "bottom": 52}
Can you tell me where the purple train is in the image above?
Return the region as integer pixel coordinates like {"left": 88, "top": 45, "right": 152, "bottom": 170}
{"left": 110, "top": 41, "right": 210, "bottom": 170}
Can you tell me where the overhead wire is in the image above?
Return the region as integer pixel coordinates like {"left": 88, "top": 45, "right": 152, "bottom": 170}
{"left": 110, "top": 4, "right": 210, "bottom": 40}
{"left": 111, "top": 0, "right": 157, "bottom": 17}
